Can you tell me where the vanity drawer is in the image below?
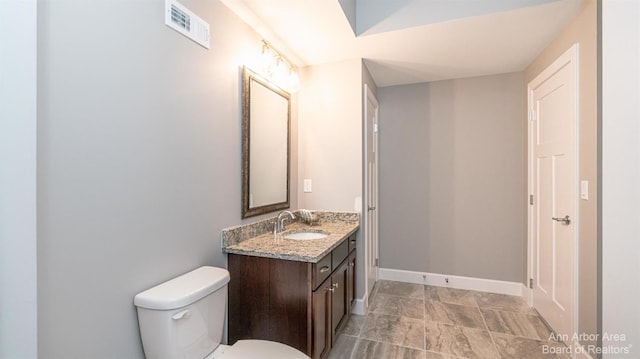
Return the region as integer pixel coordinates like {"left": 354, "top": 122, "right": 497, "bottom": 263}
{"left": 312, "top": 254, "right": 332, "bottom": 290}
{"left": 331, "top": 240, "right": 349, "bottom": 269}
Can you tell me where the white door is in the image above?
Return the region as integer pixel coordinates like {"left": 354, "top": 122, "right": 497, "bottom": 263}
{"left": 528, "top": 44, "right": 578, "bottom": 343}
{"left": 364, "top": 84, "right": 379, "bottom": 300}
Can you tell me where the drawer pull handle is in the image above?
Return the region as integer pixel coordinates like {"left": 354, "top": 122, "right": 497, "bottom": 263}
{"left": 332, "top": 283, "right": 339, "bottom": 288}
{"left": 350, "top": 239, "right": 356, "bottom": 243}
{"left": 326, "top": 287, "right": 335, "bottom": 292}
{"left": 319, "top": 266, "right": 330, "bottom": 273}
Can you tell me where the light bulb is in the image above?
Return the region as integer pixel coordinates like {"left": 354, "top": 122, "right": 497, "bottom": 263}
{"left": 273, "top": 60, "right": 289, "bottom": 90}
{"left": 288, "top": 69, "right": 300, "bottom": 93}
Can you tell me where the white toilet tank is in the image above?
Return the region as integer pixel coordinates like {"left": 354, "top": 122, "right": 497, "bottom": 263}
{"left": 134, "top": 266, "right": 230, "bottom": 359}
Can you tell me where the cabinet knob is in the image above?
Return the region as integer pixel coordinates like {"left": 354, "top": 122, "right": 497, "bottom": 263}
{"left": 319, "top": 266, "right": 330, "bottom": 273}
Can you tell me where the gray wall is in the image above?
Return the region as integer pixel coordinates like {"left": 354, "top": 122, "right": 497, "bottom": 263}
{"left": 36, "top": 0, "right": 298, "bottom": 357}
{"left": 378, "top": 73, "right": 525, "bottom": 283}
{"left": 0, "top": 0, "right": 38, "bottom": 357}
{"left": 525, "top": 0, "right": 598, "bottom": 349}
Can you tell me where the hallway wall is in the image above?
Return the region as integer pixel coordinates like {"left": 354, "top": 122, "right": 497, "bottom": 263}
{"left": 378, "top": 73, "right": 525, "bottom": 283}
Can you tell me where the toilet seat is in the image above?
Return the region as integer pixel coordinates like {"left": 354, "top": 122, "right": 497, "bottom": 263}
{"left": 213, "top": 340, "right": 310, "bottom": 359}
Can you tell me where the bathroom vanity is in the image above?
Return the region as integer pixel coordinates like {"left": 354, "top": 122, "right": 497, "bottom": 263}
{"left": 222, "top": 212, "right": 359, "bottom": 359}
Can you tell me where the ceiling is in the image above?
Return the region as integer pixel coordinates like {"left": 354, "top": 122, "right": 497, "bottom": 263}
{"left": 220, "top": 0, "right": 587, "bottom": 87}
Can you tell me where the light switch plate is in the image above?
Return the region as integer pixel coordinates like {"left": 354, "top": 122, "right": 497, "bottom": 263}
{"left": 303, "top": 179, "right": 312, "bottom": 193}
{"left": 581, "top": 180, "right": 589, "bottom": 200}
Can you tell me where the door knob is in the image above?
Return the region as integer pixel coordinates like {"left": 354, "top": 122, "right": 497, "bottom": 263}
{"left": 552, "top": 215, "right": 571, "bottom": 225}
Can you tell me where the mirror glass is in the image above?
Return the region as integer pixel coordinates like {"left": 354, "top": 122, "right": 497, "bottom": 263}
{"left": 242, "top": 67, "right": 291, "bottom": 218}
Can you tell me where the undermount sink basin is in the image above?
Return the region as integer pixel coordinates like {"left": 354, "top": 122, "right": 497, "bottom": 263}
{"left": 284, "top": 232, "right": 329, "bottom": 240}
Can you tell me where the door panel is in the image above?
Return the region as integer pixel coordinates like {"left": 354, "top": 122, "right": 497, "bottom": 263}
{"left": 529, "top": 45, "right": 578, "bottom": 342}
{"left": 536, "top": 155, "right": 553, "bottom": 296}
{"left": 364, "top": 84, "right": 379, "bottom": 300}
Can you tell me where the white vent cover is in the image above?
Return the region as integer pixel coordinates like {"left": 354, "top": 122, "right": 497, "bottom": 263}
{"left": 165, "top": 0, "right": 210, "bottom": 49}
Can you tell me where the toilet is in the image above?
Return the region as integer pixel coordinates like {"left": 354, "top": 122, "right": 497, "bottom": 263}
{"left": 134, "top": 266, "right": 310, "bottom": 359}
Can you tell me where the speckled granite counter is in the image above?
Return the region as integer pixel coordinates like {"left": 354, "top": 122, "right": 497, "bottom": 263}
{"left": 222, "top": 211, "right": 359, "bottom": 263}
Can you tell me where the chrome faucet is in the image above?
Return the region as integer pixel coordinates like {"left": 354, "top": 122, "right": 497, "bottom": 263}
{"left": 274, "top": 210, "right": 296, "bottom": 234}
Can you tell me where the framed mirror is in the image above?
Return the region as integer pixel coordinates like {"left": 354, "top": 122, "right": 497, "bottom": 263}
{"left": 242, "top": 66, "right": 291, "bottom": 218}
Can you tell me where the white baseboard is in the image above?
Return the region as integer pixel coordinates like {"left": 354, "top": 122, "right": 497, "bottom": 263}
{"left": 379, "top": 267, "right": 527, "bottom": 297}
{"left": 351, "top": 298, "right": 366, "bottom": 315}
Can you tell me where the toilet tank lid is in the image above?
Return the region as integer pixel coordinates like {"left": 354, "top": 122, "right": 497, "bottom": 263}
{"left": 134, "top": 266, "right": 230, "bottom": 310}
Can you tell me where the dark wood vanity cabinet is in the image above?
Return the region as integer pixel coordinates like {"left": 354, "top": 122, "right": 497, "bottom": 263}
{"left": 228, "top": 232, "right": 357, "bottom": 359}
{"left": 330, "top": 259, "right": 348, "bottom": 342}
{"left": 312, "top": 282, "right": 331, "bottom": 359}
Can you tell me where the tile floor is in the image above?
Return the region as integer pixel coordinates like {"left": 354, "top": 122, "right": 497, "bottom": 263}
{"left": 328, "top": 280, "right": 570, "bottom": 359}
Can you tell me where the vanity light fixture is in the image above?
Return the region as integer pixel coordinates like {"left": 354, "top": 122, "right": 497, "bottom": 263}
{"left": 257, "top": 40, "right": 299, "bottom": 93}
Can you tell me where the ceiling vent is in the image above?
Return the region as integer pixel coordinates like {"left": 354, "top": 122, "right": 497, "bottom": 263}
{"left": 165, "top": 0, "right": 210, "bottom": 49}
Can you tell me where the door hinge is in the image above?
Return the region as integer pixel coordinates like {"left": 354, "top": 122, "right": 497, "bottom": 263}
{"left": 529, "top": 194, "right": 534, "bottom": 205}
{"left": 529, "top": 110, "right": 535, "bottom": 121}
{"left": 529, "top": 278, "right": 534, "bottom": 289}
{"left": 375, "top": 258, "right": 379, "bottom": 267}
{"left": 374, "top": 123, "right": 379, "bottom": 133}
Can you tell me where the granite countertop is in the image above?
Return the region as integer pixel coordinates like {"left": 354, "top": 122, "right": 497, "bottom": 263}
{"left": 222, "top": 211, "right": 360, "bottom": 263}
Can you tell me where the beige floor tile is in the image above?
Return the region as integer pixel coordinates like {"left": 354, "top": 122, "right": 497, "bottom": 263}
{"left": 328, "top": 281, "right": 561, "bottom": 359}
{"left": 473, "top": 292, "right": 536, "bottom": 315}
{"left": 360, "top": 313, "right": 425, "bottom": 350}
{"left": 370, "top": 293, "right": 425, "bottom": 320}
{"left": 375, "top": 280, "right": 425, "bottom": 299}
{"left": 352, "top": 339, "right": 428, "bottom": 359}
{"left": 425, "top": 285, "right": 478, "bottom": 307}
{"left": 425, "top": 300, "right": 487, "bottom": 330}
{"left": 481, "top": 308, "right": 554, "bottom": 341}
{"left": 425, "top": 321, "right": 500, "bottom": 359}
{"left": 491, "top": 332, "right": 572, "bottom": 359}
{"left": 327, "top": 335, "right": 358, "bottom": 359}
{"left": 340, "top": 315, "right": 366, "bottom": 337}
{"left": 424, "top": 352, "right": 461, "bottom": 359}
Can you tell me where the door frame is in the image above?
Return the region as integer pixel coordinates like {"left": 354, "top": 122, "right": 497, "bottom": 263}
{"left": 527, "top": 43, "right": 580, "bottom": 349}
{"left": 363, "top": 83, "right": 379, "bottom": 308}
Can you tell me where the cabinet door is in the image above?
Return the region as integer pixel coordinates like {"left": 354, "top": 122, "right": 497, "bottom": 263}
{"left": 331, "top": 260, "right": 348, "bottom": 343}
{"left": 347, "top": 251, "right": 356, "bottom": 310}
{"left": 312, "top": 283, "right": 332, "bottom": 359}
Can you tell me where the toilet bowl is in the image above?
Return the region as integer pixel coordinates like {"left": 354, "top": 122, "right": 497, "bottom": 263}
{"left": 134, "top": 266, "right": 309, "bottom": 359}
{"left": 209, "top": 340, "right": 310, "bottom": 359}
